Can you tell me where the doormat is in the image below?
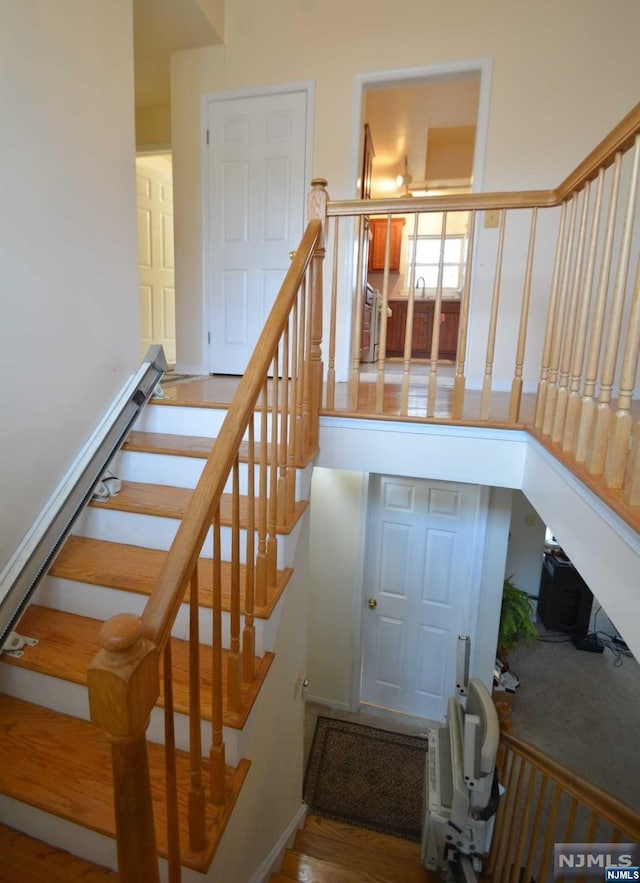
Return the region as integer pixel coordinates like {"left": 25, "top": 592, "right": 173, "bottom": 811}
{"left": 303, "top": 716, "right": 427, "bottom": 842}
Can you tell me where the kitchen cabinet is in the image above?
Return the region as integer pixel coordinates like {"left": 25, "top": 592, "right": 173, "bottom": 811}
{"left": 385, "top": 300, "right": 460, "bottom": 360}
{"left": 368, "top": 218, "right": 405, "bottom": 273}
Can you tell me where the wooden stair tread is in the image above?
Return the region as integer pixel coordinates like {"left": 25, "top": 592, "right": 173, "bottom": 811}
{"left": 50, "top": 536, "right": 291, "bottom": 620}
{"left": 125, "top": 430, "right": 274, "bottom": 462}
{"left": 293, "top": 830, "right": 430, "bottom": 883}
{"left": 3, "top": 605, "right": 273, "bottom": 730}
{"left": 0, "top": 822, "right": 118, "bottom": 882}
{"left": 281, "top": 850, "right": 405, "bottom": 883}
{"left": 0, "top": 695, "right": 248, "bottom": 873}
{"left": 90, "top": 480, "right": 308, "bottom": 535}
{"left": 302, "top": 815, "right": 422, "bottom": 863}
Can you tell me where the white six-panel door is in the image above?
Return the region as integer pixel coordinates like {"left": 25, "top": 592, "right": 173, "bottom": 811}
{"left": 136, "top": 160, "right": 176, "bottom": 364}
{"left": 206, "top": 89, "right": 309, "bottom": 375}
{"left": 361, "top": 475, "right": 487, "bottom": 722}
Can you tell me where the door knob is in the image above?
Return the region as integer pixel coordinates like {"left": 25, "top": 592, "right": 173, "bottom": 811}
{"left": 289, "top": 250, "right": 296, "bottom": 260}
{"left": 368, "top": 598, "right": 377, "bottom": 610}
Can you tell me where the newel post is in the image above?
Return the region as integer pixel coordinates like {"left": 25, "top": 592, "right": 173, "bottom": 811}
{"left": 88, "top": 614, "right": 161, "bottom": 883}
{"left": 306, "top": 177, "right": 328, "bottom": 456}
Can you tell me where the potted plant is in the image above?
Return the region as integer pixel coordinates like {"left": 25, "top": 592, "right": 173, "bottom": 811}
{"left": 497, "top": 575, "right": 538, "bottom": 662}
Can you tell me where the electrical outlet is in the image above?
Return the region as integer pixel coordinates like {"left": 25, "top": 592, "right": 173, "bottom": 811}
{"left": 484, "top": 210, "right": 500, "bottom": 229}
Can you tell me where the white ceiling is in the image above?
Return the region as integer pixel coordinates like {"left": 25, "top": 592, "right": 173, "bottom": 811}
{"left": 133, "top": 0, "right": 222, "bottom": 110}
{"left": 364, "top": 74, "right": 480, "bottom": 197}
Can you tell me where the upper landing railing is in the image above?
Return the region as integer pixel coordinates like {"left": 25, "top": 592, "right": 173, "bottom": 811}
{"left": 317, "top": 103, "right": 640, "bottom": 511}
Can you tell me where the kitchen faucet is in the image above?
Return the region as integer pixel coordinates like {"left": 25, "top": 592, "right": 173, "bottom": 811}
{"left": 416, "top": 276, "right": 426, "bottom": 298}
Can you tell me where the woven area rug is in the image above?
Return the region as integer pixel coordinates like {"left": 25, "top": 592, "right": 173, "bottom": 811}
{"left": 303, "top": 716, "right": 427, "bottom": 841}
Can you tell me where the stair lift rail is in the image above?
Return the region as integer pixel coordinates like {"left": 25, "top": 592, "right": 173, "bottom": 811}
{"left": 0, "top": 345, "right": 168, "bottom": 650}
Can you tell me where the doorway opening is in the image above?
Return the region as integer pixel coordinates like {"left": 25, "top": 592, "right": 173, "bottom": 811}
{"left": 135, "top": 151, "right": 176, "bottom": 366}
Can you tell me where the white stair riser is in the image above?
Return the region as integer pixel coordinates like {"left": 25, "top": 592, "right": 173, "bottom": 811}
{"left": 0, "top": 665, "right": 247, "bottom": 765}
{"left": 136, "top": 404, "right": 284, "bottom": 442}
{"left": 112, "top": 450, "right": 305, "bottom": 499}
{"left": 33, "top": 576, "right": 274, "bottom": 656}
{"left": 74, "top": 507, "right": 294, "bottom": 567}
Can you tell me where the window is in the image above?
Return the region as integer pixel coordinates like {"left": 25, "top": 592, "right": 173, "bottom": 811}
{"left": 407, "top": 234, "right": 465, "bottom": 291}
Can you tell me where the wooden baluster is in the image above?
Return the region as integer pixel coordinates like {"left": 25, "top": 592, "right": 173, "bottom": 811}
{"left": 500, "top": 754, "right": 527, "bottom": 883}
{"left": 228, "top": 457, "right": 242, "bottom": 715}
{"left": 243, "top": 419, "right": 256, "bottom": 683}
{"left": 326, "top": 218, "right": 339, "bottom": 409}
{"left": 278, "top": 325, "right": 290, "bottom": 527}
{"left": 588, "top": 136, "right": 640, "bottom": 475}
{"left": 306, "top": 178, "right": 326, "bottom": 454}
{"left": 210, "top": 505, "right": 225, "bottom": 805}
{"left": 562, "top": 795, "right": 579, "bottom": 845}
{"left": 375, "top": 214, "right": 393, "bottom": 413}
{"left": 605, "top": 253, "right": 640, "bottom": 487}
{"left": 575, "top": 155, "right": 622, "bottom": 462}
{"left": 535, "top": 785, "right": 561, "bottom": 883}
{"left": 268, "top": 349, "right": 279, "bottom": 586}
{"left": 624, "top": 420, "right": 640, "bottom": 505}
{"left": 452, "top": 211, "right": 476, "bottom": 420}
{"left": 509, "top": 762, "right": 536, "bottom": 883}
{"left": 296, "top": 279, "right": 306, "bottom": 462}
{"left": 302, "top": 270, "right": 313, "bottom": 457}
{"left": 480, "top": 210, "right": 506, "bottom": 420}
{"left": 401, "top": 212, "right": 419, "bottom": 415}
{"left": 565, "top": 170, "right": 605, "bottom": 453}
{"left": 88, "top": 614, "right": 160, "bottom": 883}
{"left": 522, "top": 774, "right": 547, "bottom": 883}
{"left": 552, "top": 186, "right": 590, "bottom": 443}
{"left": 163, "top": 641, "right": 181, "bottom": 883}
{"left": 256, "top": 381, "right": 269, "bottom": 608}
{"left": 535, "top": 202, "right": 568, "bottom": 428}
{"left": 188, "top": 568, "right": 206, "bottom": 851}
{"left": 543, "top": 196, "right": 578, "bottom": 435}
{"left": 350, "top": 216, "right": 367, "bottom": 410}
{"left": 509, "top": 208, "right": 538, "bottom": 423}
{"left": 488, "top": 748, "right": 516, "bottom": 877}
{"left": 428, "top": 212, "right": 448, "bottom": 418}
{"left": 288, "top": 299, "right": 299, "bottom": 514}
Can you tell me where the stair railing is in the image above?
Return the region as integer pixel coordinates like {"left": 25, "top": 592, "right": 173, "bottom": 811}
{"left": 87, "top": 183, "right": 327, "bottom": 882}
{"left": 486, "top": 730, "right": 640, "bottom": 883}
{"left": 323, "top": 104, "right": 640, "bottom": 508}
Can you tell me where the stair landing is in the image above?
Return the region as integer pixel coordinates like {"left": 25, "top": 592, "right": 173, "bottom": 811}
{"left": 0, "top": 822, "right": 118, "bottom": 882}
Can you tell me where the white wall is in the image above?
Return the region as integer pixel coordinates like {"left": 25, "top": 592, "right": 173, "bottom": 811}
{"left": 169, "top": 0, "right": 640, "bottom": 374}
{"left": 0, "top": 1, "right": 140, "bottom": 573}
{"left": 505, "top": 490, "right": 547, "bottom": 598}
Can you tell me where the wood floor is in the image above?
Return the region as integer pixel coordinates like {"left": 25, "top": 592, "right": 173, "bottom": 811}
{"left": 271, "top": 814, "right": 437, "bottom": 883}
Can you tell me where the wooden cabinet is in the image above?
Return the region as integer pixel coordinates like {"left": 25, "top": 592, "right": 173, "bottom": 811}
{"left": 368, "top": 218, "right": 404, "bottom": 273}
{"left": 385, "top": 300, "right": 460, "bottom": 360}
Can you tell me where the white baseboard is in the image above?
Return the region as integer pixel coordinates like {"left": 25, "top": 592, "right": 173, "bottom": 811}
{"left": 172, "top": 362, "right": 207, "bottom": 376}
{"left": 249, "top": 802, "right": 307, "bottom": 883}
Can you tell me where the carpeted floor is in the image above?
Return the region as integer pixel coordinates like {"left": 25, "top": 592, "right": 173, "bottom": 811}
{"left": 303, "top": 716, "right": 427, "bottom": 842}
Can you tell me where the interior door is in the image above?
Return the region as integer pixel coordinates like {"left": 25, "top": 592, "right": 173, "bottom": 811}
{"left": 136, "top": 159, "right": 176, "bottom": 364}
{"left": 206, "top": 89, "right": 309, "bottom": 375}
{"left": 361, "top": 475, "right": 487, "bottom": 721}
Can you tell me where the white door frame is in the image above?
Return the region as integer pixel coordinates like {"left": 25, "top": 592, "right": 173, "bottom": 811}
{"left": 352, "top": 475, "right": 489, "bottom": 723}
{"left": 332, "top": 58, "right": 493, "bottom": 386}
{"left": 200, "top": 81, "right": 315, "bottom": 374}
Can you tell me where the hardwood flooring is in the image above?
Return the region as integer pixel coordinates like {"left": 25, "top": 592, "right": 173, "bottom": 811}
{"left": 272, "top": 814, "right": 436, "bottom": 883}
{"left": 0, "top": 823, "right": 118, "bottom": 882}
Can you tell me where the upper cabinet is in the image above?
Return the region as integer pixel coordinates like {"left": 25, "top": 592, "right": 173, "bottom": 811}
{"left": 368, "top": 217, "right": 405, "bottom": 273}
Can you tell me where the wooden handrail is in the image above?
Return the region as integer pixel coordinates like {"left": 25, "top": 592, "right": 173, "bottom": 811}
{"left": 327, "top": 103, "right": 640, "bottom": 217}
{"left": 500, "top": 731, "right": 640, "bottom": 840}
{"left": 141, "top": 219, "right": 322, "bottom": 651}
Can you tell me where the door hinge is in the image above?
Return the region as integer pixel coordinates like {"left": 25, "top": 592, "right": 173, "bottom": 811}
{"left": 206, "top": 129, "right": 210, "bottom": 146}
{"left": 208, "top": 331, "right": 211, "bottom": 344}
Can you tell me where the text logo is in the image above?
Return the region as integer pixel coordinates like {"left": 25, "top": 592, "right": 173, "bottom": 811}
{"left": 554, "top": 844, "right": 639, "bottom": 879}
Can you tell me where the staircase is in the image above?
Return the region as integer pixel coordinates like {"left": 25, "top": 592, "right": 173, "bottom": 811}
{"left": 271, "top": 814, "right": 437, "bottom": 883}
{"left": 0, "top": 392, "right": 312, "bottom": 879}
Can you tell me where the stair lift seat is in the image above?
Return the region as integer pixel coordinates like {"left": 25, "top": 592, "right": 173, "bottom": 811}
{"left": 422, "top": 677, "right": 500, "bottom": 877}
